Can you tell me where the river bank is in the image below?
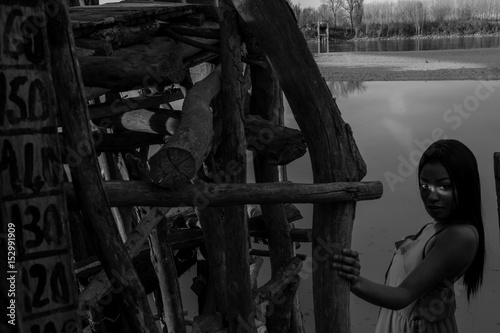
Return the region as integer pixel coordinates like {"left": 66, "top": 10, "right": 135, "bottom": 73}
{"left": 314, "top": 47, "right": 500, "bottom": 81}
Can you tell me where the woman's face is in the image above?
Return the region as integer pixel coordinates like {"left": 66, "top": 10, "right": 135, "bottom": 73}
{"left": 419, "top": 161, "right": 455, "bottom": 222}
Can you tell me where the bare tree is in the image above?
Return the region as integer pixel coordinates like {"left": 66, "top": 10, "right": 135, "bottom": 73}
{"left": 322, "top": 0, "right": 343, "bottom": 28}
{"left": 341, "top": 0, "right": 364, "bottom": 35}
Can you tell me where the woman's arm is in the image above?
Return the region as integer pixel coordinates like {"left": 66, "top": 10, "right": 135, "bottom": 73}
{"left": 333, "top": 224, "right": 477, "bottom": 310}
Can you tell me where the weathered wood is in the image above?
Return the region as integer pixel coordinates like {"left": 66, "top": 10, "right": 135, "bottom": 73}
{"left": 149, "top": 217, "right": 186, "bottom": 333}
{"left": 232, "top": 2, "right": 369, "bottom": 332}
{"left": 168, "top": 13, "right": 206, "bottom": 26}
{"left": 159, "top": 22, "right": 220, "bottom": 39}
{"left": 77, "top": 207, "right": 181, "bottom": 312}
{"left": 148, "top": 65, "right": 221, "bottom": 188}
{"left": 495, "top": 153, "right": 500, "bottom": 235}
{"left": 94, "top": 108, "right": 306, "bottom": 164}
{"left": 253, "top": 257, "right": 303, "bottom": 306}
{"left": 217, "top": 2, "right": 255, "bottom": 332}
{"left": 246, "top": 115, "right": 307, "bottom": 165}
{"left": 192, "top": 313, "right": 226, "bottom": 333}
{"left": 46, "top": 3, "right": 157, "bottom": 332}
{"left": 78, "top": 37, "right": 218, "bottom": 91}
{"left": 88, "top": 90, "right": 184, "bottom": 119}
{"left": 65, "top": 180, "right": 383, "bottom": 207}
{"left": 70, "top": 3, "right": 208, "bottom": 38}
{"left": 249, "top": 250, "right": 307, "bottom": 261}
{"left": 0, "top": 2, "right": 80, "bottom": 332}
{"left": 75, "top": 38, "right": 113, "bottom": 56}
{"left": 248, "top": 34, "right": 302, "bottom": 331}
{"left": 88, "top": 21, "right": 159, "bottom": 48}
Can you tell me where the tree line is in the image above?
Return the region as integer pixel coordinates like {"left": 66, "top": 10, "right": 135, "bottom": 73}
{"left": 288, "top": 0, "right": 500, "bottom": 39}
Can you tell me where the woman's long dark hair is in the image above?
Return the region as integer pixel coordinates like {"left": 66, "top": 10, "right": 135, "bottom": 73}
{"left": 418, "top": 139, "right": 485, "bottom": 300}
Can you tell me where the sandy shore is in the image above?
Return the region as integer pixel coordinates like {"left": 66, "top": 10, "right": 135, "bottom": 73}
{"left": 314, "top": 47, "right": 500, "bottom": 81}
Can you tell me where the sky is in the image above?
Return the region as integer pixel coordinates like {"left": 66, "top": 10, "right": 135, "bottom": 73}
{"left": 293, "top": 0, "right": 385, "bottom": 9}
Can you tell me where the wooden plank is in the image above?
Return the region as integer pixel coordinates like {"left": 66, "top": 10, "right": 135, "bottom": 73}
{"left": 0, "top": 1, "right": 80, "bottom": 332}
{"left": 65, "top": 180, "right": 383, "bottom": 207}
{"left": 495, "top": 152, "right": 500, "bottom": 236}
{"left": 45, "top": 2, "right": 158, "bottom": 332}
{"left": 232, "top": 1, "right": 369, "bottom": 332}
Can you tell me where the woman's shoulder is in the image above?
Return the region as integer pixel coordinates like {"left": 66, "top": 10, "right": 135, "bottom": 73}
{"left": 436, "top": 222, "right": 478, "bottom": 249}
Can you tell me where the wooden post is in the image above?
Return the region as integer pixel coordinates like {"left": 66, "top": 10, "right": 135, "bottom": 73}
{"left": 248, "top": 36, "right": 304, "bottom": 332}
{"left": 0, "top": 1, "right": 80, "bottom": 332}
{"left": 217, "top": 1, "right": 255, "bottom": 332}
{"left": 45, "top": 1, "right": 158, "bottom": 332}
{"left": 231, "top": 1, "right": 369, "bottom": 333}
{"left": 149, "top": 218, "right": 187, "bottom": 333}
{"left": 494, "top": 153, "right": 500, "bottom": 235}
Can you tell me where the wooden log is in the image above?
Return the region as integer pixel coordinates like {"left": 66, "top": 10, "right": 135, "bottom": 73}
{"left": 495, "top": 153, "right": 500, "bottom": 236}
{"left": 232, "top": 2, "right": 369, "bottom": 332}
{"left": 78, "top": 37, "right": 219, "bottom": 91}
{"left": 217, "top": 2, "right": 255, "bottom": 332}
{"left": 88, "top": 90, "right": 184, "bottom": 119}
{"left": 88, "top": 21, "right": 159, "bottom": 49}
{"left": 46, "top": 3, "right": 157, "bottom": 331}
{"left": 249, "top": 250, "right": 307, "bottom": 261}
{"left": 158, "top": 22, "right": 220, "bottom": 39}
{"left": 148, "top": 66, "right": 221, "bottom": 188}
{"left": 75, "top": 38, "right": 113, "bottom": 56}
{"left": 248, "top": 32, "right": 303, "bottom": 331}
{"left": 0, "top": 2, "right": 80, "bottom": 332}
{"left": 91, "top": 108, "right": 306, "bottom": 164}
{"left": 65, "top": 180, "right": 383, "bottom": 208}
{"left": 246, "top": 115, "right": 307, "bottom": 165}
{"left": 253, "top": 257, "right": 302, "bottom": 306}
{"left": 149, "top": 217, "right": 186, "bottom": 333}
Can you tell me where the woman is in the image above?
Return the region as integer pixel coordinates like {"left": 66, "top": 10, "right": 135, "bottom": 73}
{"left": 332, "top": 139, "right": 485, "bottom": 332}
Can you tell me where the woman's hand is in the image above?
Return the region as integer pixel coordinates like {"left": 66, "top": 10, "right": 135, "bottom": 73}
{"left": 332, "top": 248, "right": 361, "bottom": 290}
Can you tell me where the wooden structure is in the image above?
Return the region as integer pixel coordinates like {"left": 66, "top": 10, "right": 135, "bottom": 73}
{"left": 1, "top": 1, "right": 383, "bottom": 333}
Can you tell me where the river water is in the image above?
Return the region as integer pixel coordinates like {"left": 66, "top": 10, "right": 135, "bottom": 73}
{"left": 282, "top": 80, "right": 500, "bottom": 333}
{"left": 310, "top": 35, "right": 500, "bottom": 53}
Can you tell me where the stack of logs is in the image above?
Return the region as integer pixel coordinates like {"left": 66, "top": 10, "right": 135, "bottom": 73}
{"left": 1, "top": 1, "right": 384, "bottom": 333}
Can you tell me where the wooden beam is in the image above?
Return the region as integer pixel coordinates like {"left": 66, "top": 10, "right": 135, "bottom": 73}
{"left": 0, "top": 2, "right": 80, "bottom": 331}
{"left": 46, "top": 3, "right": 157, "bottom": 332}
{"left": 232, "top": 2, "right": 370, "bottom": 332}
{"left": 248, "top": 29, "right": 304, "bottom": 332}
{"left": 78, "top": 37, "right": 218, "bottom": 92}
{"left": 65, "top": 180, "right": 383, "bottom": 207}
{"left": 148, "top": 66, "right": 221, "bottom": 188}
{"left": 495, "top": 153, "right": 500, "bottom": 236}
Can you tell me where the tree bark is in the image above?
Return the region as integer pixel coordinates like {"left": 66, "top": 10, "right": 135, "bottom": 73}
{"left": 65, "top": 180, "right": 383, "bottom": 208}
{"left": 148, "top": 66, "right": 221, "bottom": 188}
{"left": 46, "top": 3, "right": 157, "bottom": 332}
{"left": 216, "top": 1, "right": 254, "bottom": 332}
{"left": 231, "top": 1, "right": 369, "bottom": 332}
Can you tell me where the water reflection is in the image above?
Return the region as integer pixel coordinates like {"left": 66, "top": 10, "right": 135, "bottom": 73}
{"left": 326, "top": 80, "right": 368, "bottom": 98}
{"left": 310, "top": 35, "right": 500, "bottom": 53}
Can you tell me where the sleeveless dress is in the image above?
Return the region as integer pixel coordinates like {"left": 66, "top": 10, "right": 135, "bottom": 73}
{"left": 374, "top": 222, "right": 466, "bottom": 333}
